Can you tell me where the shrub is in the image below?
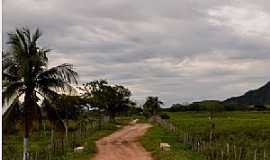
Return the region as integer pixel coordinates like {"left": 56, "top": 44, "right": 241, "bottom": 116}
{"left": 160, "top": 113, "right": 170, "bottom": 119}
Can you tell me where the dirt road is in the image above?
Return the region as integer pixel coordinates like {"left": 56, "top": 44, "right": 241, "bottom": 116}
{"left": 91, "top": 122, "right": 153, "bottom": 160}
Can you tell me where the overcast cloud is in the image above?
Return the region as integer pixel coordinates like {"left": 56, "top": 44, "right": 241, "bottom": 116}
{"left": 3, "top": 0, "right": 270, "bottom": 106}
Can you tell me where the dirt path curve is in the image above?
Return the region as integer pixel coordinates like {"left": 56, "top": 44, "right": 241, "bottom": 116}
{"left": 91, "top": 121, "right": 153, "bottom": 160}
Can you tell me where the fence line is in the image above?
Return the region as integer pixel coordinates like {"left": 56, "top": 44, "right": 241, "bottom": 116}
{"left": 152, "top": 116, "right": 269, "bottom": 160}
{"left": 3, "top": 117, "right": 110, "bottom": 160}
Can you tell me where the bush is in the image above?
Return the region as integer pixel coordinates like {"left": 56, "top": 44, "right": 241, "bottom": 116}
{"left": 160, "top": 113, "right": 170, "bottom": 119}
{"left": 254, "top": 105, "right": 267, "bottom": 111}
{"left": 143, "top": 111, "right": 152, "bottom": 118}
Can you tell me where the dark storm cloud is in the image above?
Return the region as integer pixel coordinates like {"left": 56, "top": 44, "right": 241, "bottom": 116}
{"left": 3, "top": 0, "right": 270, "bottom": 106}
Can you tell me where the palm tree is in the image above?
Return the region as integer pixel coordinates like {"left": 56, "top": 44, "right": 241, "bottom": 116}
{"left": 143, "top": 96, "right": 163, "bottom": 117}
{"left": 2, "top": 27, "right": 78, "bottom": 160}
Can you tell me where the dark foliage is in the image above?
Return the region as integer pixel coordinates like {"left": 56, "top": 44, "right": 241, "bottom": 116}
{"left": 143, "top": 96, "right": 163, "bottom": 117}
{"left": 160, "top": 113, "right": 170, "bottom": 119}
{"left": 80, "top": 80, "right": 133, "bottom": 120}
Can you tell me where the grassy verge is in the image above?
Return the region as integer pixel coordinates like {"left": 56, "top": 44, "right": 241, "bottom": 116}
{"left": 140, "top": 124, "right": 205, "bottom": 160}
{"left": 66, "top": 122, "right": 118, "bottom": 160}
{"left": 3, "top": 117, "right": 132, "bottom": 160}
{"left": 55, "top": 117, "right": 133, "bottom": 160}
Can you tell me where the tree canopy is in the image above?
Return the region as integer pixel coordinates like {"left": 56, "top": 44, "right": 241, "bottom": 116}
{"left": 143, "top": 96, "right": 163, "bottom": 117}
{"left": 80, "top": 80, "right": 133, "bottom": 120}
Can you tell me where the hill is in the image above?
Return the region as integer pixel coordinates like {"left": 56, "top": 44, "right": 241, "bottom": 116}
{"left": 224, "top": 81, "right": 270, "bottom": 106}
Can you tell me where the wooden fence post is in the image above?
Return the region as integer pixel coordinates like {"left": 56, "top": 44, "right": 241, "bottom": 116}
{"left": 35, "top": 152, "right": 38, "bottom": 160}
{"left": 197, "top": 141, "right": 200, "bottom": 152}
{"left": 253, "top": 149, "right": 257, "bottom": 160}
{"left": 221, "top": 150, "right": 224, "bottom": 160}
{"left": 238, "top": 147, "right": 242, "bottom": 160}
{"left": 227, "top": 143, "right": 230, "bottom": 155}
{"left": 234, "top": 145, "right": 237, "bottom": 160}
{"left": 263, "top": 149, "right": 266, "bottom": 160}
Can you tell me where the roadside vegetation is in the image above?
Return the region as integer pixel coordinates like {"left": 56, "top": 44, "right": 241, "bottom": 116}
{"left": 3, "top": 117, "right": 131, "bottom": 160}
{"left": 141, "top": 124, "right": 205, "bottom": 160}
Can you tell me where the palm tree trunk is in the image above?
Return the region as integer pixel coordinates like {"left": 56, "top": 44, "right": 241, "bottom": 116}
{"left": 51, "top": 128, "right": 54, "bottom": 146}
{"left": 23, "top": 89, "right": 33, "bottom": 160}
{"left": 23, "top": 108, "right": 30, "bottom": 160}
{"left": 23, "top": 136, "right": 29, "bottom": 160}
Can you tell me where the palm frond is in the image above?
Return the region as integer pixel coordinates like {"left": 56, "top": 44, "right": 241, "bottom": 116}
{"left": 7, "top": 31, "right": 27, "bottom": 57}
{"left": 3, "top": 96, "right": 20, "bottom": 117}
{"left": 37, "top": 77, "right": 77, "bottom": 95}
{"left": 3, "top": 82, "right": 24, "bottom": 105}
{"left": 29, "top": 28, "right": 42, "bottom": 57}
{"left": 2, "top": 52, "right": 14, "bottom": 70}
{"left": 36, "top": 87, "right": 59, "bottom": 100}
{"left": 31, "top": 28, "right": 42, "bottom": 45}
{"left": 2, "top": 52, "right": 20, "bottom": 79}
{"left": 38, "top": 63, "right": 78, "bottom": 84}
{"left": 15, "top": 28, "right": 29, "bottom": 55}
{"left": 3, "top": 98, "right": 22, "bottom": 132}
{"left": 2, "top": 73, "right": 19, "bottom": 83}
{"left": 22, "top": 27, "right": 31, "bottom": 43}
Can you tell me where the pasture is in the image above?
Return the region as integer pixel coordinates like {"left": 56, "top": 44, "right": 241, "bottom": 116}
{"left": 159, "top": 111, "right": 270, "bottom": 159}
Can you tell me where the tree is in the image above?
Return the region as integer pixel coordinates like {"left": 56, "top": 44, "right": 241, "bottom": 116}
{"left": 52, "top": 94, "right": 87, "bottom": 136}
{"left": 168, "top": 103, "right": 187, "bottom": 112}
{"left": 53, "top": 95, "right": 87, "bottom": 120}
{"left": 143, "top": 96, "right": 163, "bottom": 117}
{"left": 107, "top": 85, "right": 132, "bottom": 119}
{"left": 200, "top": 100, "right": 224, "bottom": 120}
{"left": 81, "top": 80, "right": 132, "bottom": 120}
{"left": 127, "top": 104, "right": 143, "bottom": 116}
{"left": 2, "top": 28, "right": 78, "bottom": 160}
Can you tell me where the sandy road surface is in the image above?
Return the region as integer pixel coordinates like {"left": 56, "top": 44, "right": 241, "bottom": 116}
{"left": 91, "top": 122, "right": 153, "bottom": 160}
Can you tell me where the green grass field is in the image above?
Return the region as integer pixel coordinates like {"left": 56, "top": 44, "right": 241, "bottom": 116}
{"left": 169, "top": 111, "right": 270, "bottom": 159}
{"left": 142, "top": 111, "right": 270, "bottom": 160}
{"left": 141, "top": 124, "right": 205, "bottom": 160}
{"left": 167, "top": 112, "right": 270, "bottom": 148}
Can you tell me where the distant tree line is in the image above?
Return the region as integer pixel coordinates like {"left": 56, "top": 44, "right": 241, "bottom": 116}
{"left": 164, "top": 100, "right": 270, "bottom": 112}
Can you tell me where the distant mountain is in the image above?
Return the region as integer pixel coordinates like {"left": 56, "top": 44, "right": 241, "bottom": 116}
{"left": 224, "top": 81, "right": 270, "bottom": 106}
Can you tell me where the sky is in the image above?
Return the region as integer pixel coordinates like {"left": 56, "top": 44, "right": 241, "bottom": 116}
{"left": 3, "top": 0, "right": 270, "bottom": 107}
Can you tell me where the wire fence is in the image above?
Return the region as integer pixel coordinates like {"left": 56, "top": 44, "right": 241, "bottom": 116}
{"left": 152, "top": 116, "right": 270, "bottom": 160}
{"left": 3, "top": 117, "right": 110, "bottom": 160}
